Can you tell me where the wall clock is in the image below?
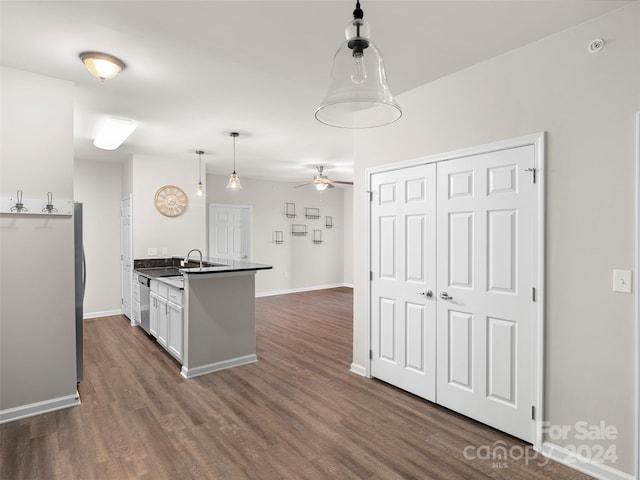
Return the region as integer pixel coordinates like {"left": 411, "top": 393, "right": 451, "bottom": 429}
{"left": 154, "top": 185, "right": 188, "bottom": 217}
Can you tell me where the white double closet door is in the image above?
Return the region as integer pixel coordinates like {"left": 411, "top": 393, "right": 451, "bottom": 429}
{"left": 370, "top": 144, "right": 537, "bottom": 443}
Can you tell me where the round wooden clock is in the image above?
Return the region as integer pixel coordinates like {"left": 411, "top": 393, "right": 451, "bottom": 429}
{"left": 154, "top": 185, "right": 188, "bottom": 217}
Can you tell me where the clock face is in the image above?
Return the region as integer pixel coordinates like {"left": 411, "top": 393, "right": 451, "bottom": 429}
{"left": 154, "top": 185, "right": 188, "bottom": 217}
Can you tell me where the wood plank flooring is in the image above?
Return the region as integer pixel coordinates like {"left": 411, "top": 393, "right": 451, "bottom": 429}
{"left": 1, "top": 287, "right": 591, "bottom": 479}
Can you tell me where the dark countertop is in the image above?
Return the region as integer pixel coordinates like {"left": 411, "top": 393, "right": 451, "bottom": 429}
{"left": 134, "top": 256, "right": 272, "bottom": 280}
{"left": 179, "top": 257, "right": 272, "bottom": 275}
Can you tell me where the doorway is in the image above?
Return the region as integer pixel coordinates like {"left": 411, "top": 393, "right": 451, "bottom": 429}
{"left": 209, "top": 204, "right": 252, "bottom": 261}
{"left": 367, "top": 134, "right": 545, "bottom": 445}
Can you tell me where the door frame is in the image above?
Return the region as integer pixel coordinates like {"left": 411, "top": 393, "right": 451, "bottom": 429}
{"left": 365, "top": 132, "right": 546, "bottom": 450}
{"left": 635, "top": 112, "right": 640, "bottom": 480}
{"left": 120, "top": 194, "right": 133, "bottom": 323}
{"left": 208, "top": 203, "right": 253, "bottom": 261}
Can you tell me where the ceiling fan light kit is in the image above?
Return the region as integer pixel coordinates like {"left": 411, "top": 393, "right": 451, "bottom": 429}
{"left": 79, "top": 51, "right": 126, "bottom": 81}
{"left": 315, "top": 0, "right": 401, "bottom": 129}
{"left": 294, "top": 165, "right": 353, "bottom": 191}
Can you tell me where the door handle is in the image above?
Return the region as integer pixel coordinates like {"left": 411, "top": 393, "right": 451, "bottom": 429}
{"left": 417, "top": 290, "right": 433, "bottom": 298}
{"left": 440, "top": 291, "right": 454, "bottom": 300}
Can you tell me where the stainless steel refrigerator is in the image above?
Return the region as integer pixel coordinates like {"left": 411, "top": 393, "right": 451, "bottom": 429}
{"left": 74, "top": 202, "right": 86, "bottom": 384}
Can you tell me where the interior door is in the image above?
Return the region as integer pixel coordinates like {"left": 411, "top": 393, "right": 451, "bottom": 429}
{"left": 370, "top": 164, "right": 437, "bottom": 401}
{"left": 121, "top": 195, "right": 132, "bottom": 319}
{"left": 435, "top": 145, "right": 535, "bottom": 442}
{"left": 209, "top": 205, "right": 251, "bottom": 261}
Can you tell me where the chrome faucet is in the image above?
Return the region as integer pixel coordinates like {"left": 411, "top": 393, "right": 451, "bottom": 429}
{"left": 183, "top": 249, "right": 203, "bottom": 268}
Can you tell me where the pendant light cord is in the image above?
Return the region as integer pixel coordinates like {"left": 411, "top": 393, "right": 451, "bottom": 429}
{"left": 230, "top": 132, "right": 239, "bottom": 175}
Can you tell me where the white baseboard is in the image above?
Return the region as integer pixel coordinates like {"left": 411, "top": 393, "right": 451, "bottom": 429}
{"left": 350, "top": 363, "right": 367, "bottom": 377}
{"left": 84, "top": 309, "right": 121, "bottom": 319}
{"left": 0, "top": 392, "right": 80, "bottom": 424}
{"left": 256, "top": 283, "right": 353, "bottom": 298}
{"left": 181, "top": 354, "right": 258, "bottom": 379}
{"left": 542, "top": 442, "right": 634, "bottom": 480}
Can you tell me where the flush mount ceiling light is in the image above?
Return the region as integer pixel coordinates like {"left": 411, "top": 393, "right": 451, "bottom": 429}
{"left": 315, "top": 1, "right": 401, "bottom": 129}
{"left": 195, "top": 150, "right": 205, "bottom": 197}
{"left": 79, "top": 51, "right": 126, "bottom": 81}
{"left": 226, "top": 132, "right": 243, "bottom": 190}
{"left": 93, "top": 116, "right": 136, "bottom": 150}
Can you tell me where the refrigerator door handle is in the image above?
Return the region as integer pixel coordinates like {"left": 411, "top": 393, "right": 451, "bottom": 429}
{"left": 82, "top": 246, "right": 87, "bottom": 302}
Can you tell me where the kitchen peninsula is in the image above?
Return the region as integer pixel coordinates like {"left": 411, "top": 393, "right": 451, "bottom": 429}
{"left": 133, "top": 256, "right": 272, "bottom": 379}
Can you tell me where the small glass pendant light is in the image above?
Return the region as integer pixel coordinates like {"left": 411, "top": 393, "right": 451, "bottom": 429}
{"left": 315, "top": 1, "right": 401, "bottom": 129}
{"left": 195, "top": 150, "right": 205, "bottom": 196}
{"left": 226, "top": 132, "right": 243, "bottom": 190}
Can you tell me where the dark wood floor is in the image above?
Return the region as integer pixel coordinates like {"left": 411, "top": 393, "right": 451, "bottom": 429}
{"left": 1, "top": 287, "right": 591, "bottom": 479}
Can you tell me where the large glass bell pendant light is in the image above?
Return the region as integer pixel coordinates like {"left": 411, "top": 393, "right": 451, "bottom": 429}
{"left": 195, "top": 150, "right": 205, "bottom": 196}
{"left": 315, "top": 1, "right": 401, "bottom": 129}
{"left": 226, "top": 132, "right": 243, "bottom": 190}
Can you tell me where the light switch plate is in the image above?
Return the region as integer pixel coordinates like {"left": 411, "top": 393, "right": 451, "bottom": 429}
{"left": 613, "top": 269, "right": 632, "bottom": 293}
{"left": 161, "top": 247, "right": 168, "bottom": 255}
{"left": 148, "top": 247, "right": 157, "bottom": 256}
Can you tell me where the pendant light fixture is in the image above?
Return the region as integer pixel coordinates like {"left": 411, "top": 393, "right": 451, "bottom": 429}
{"left": 195, "top": 150, "right": 205, "bottom": 196}
{"left": 79, "top": 51, "right": 126, "bottom": 81}
{"left": 226, "top": 132, "right": 243, "bottom": 190}
{"left": 315, "top": 1, "right": 401, "bottom": 129}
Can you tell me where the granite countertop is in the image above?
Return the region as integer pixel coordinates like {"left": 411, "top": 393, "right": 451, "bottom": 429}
{"left": 134, "top": 256, "right": 272, "bottom": 286}
{"left": 179, "top": 257, "right": 272, "bottom": 275}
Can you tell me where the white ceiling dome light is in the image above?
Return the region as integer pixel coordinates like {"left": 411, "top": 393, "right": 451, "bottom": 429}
{"left": 79, "top": 51, "right": 126, "bottom": 81}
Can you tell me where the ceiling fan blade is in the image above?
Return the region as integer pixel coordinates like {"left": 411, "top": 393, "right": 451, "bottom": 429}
{"left": 326, "top": 183, "right": 335, "bottom": 189}
{"left": 328, "top": 180, "right": 354, "bottom": 185}
{"left": 294, "top": 183, "right": 313, "bottom": 188}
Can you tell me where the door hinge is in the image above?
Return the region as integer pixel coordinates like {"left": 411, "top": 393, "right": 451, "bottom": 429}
{"left": 532, "top": 287, "right": 536, "bottom": 302}
{"left": 370, "top": 270, "right": 373, "bottom": 281}
{"left": 525, "top": 168, "right": 537, "bottom": 184}
{"left": 531, "top": 405, "right": 535, "bottom": 420}
{"left": 366, "top": 190, "right": 373, "bottom": 201}
{"left": 369, "top": 349, "right": 373, "bottom": 359}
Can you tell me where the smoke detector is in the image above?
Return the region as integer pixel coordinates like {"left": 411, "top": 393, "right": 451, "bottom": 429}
{"left": 588, "top": 38, "right": 605, "bottom": 54}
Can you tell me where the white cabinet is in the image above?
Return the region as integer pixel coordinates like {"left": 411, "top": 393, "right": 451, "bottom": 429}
{"left": 167, "top": 302, "right": 184, "bottom": 362}
{"left": 149, "top": 291, "right": 159, "bottom": 337}
{"left": 132, "top": 273, "right": 141, "bottom": 326}
{"left": 149, "top": 279, "right": 183, "bottom": 363}
{"left": 156, "top": 295, "right": 168, "bottom": 348}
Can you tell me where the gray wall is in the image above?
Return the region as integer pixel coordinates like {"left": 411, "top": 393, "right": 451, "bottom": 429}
{"left": 128, "top": 154, "right": 208, "bottom": 259}
{"left": 0, "top": 68, "right": 77, "bottom": 412}
{"left": 352, "top": 4, "right": 639, "bottom": 475}
{"left": 73, "top": 160, "right": 123, "bottom": 317}
{"left": 343, "top": 186, "right": 354, "bottom": 287}
{"left": 207, "top": 174, "right": 350, "bottom": 295}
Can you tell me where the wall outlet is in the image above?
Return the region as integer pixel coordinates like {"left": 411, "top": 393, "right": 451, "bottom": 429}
{"left": 612, "top": 269, "right": 632, "bottom": 293}
{"left": 161, "top": 247, "right": 168, "bottom": 255}
{"left": 148, "top": 247, "right": 157, "bottom": 256}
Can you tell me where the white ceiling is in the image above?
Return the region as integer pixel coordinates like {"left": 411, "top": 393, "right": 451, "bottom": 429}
{"left": 0, "top": 1, "right": 630, "bottom": 183}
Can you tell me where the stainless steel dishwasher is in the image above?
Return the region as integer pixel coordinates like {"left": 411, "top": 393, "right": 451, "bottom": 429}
{"left": 138, "top": 274, "right": 151, "bottom": 334}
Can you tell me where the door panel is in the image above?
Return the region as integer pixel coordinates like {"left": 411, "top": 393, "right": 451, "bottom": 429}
{"left": 369, "top": 143, "right": 537, "bottom": 443}
{"left": 209, "top": 206, "right": 251, "bottom": 260}
{"left": 436, "top": 145, "right": 535, "bottom": 442}
{"left": 370, "top": 164, "right": 437, "bottom": 401}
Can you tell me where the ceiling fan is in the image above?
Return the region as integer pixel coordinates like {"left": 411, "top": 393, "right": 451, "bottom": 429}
{"left": 294, "top": 166, "right": 353, "bottom": 191}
